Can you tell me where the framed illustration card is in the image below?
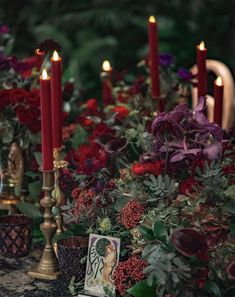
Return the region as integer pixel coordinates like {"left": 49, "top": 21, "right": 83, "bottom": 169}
{"left": 84, "top": 234, "right": 120, "bottom": 296}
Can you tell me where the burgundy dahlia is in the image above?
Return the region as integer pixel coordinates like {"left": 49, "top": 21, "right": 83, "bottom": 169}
{"left": 227, "top": 260, "right": 235, "bottom": 280}
{"left": 171, "top": 228, "right": 209, "bottom": 261}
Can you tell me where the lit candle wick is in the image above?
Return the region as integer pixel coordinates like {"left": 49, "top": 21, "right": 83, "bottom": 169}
{"left": 102, "top": 60, "right": 112, "bottom": 72}
{"left": 52, "top": 50, "right": 60, "bottom": 61}
{"left": 42, "top": 69, "right": 48, "bottom": 80}
{"left": 149, "top": 15, "right": 156, "bottom": 23}
{"left": 215, "top": 76, "right": 223, "bottom": 86}
{"left": 199, "top": 41, "right": 205, "bottom": 50}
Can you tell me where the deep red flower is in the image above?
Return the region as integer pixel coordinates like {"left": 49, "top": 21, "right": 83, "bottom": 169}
{"left": 86, "top": 98, "right": 99, "bottom": 113}
{"left": 227, "top": 260, "right": 235, "bottom": 280}
{"left": 62, "top": 82, "right": 74, "bottom": 101}
{"left": 67, "top": 143, "right": 107, "bottom": 176}
{"left": 120, "top": 200, "right": 145, "bottom": 229}
{"left": 16, "top": 106, "right": 40, "bottom": 133}
{"left": 171, "top": 228, "right": 209, "bottom": 261}
{"left": 179, "top": 177, "right": 198, "bottom": 195}
{"left": 131, "top": 160, "right": 164, "bottom": 176}
{"left": 76, "top": 116, "right": 94, "bottom": 129}
{"left": 89, "top": 123, "right": 114, "bottom": 141}
{"left": 26, "top": 89, "right": 40, "bottom": 107}
{"left": 10, "top": 88, "right": 28, "bottom": 104}
{"left": 112, "top": 105, "right": 129, "bottom": 121}
{"left": 0, "top": 89, "right": 10, "bottom": 111}
{"left": 195, "top": 268, "right": 209, "bottom": 288}
{"left": 114, "top": 256, "right": 147, "bottom": 296}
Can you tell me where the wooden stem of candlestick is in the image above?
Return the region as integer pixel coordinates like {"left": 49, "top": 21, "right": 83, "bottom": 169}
{"left": 53, "top": 147, "right": 68, "bottom": 235}
{"left": 28, "top": 170, "right": 60, "bottom": 280}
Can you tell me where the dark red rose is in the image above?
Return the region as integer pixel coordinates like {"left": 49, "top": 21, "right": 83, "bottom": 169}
{"left": 76, "top": 116, "right": 94, "bottom": 130}
{"left": 26, "top": 89, "right": 40, "bottom": 107}
{"left": 171, "top": 228, "right": 209, "bottom": 261}
{"left": 132, "top": 160, "right": 164, "bottom": 176}
{"left": 227, "top": 260, "right": 235, "bottom": 280}
{"left": 38, "top": 39, "right": 61, "bottom": 53}
{"left": 0, "top": 89, "right": 10, "bottom": 111}
{"left": 16, "top": 106, "right": 40, "bottom": 133}
{"left": 10, "top": 88, "right": 28, "bottom": 104}
{"left": 86, "top": 98, "right": 98, "bottom": 113}
{"left": 112, "top": 105, "right": 129, "bottom": 121}
{"left": 89, "top": 123, "right": 114, "bottom": 142}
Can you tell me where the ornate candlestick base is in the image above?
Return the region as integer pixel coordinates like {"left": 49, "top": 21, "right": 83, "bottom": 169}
{"left": 28, "top": 170, "right": 60, "bottom": 280}
{"left": 53, "top": 147, "right": 68, "bottom": 235}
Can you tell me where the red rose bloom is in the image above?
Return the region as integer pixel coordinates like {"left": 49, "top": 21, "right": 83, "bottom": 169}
{"left": 86, "top": 98, "right": 98, "bottom": 113}
{"left": 10, "top": 88, "right": 28, "bottom": 104}
{"left": 112, "top": 105, "right": 129, "bottom": 121}
{"left": 26, "top": 89, "right": 40, "bottom": 107}
{"left": 121, "top": 200, "right": 145, "bottom": 229}
{"left": 0, "top": 89, "right": 10, "bottom": 111}
{"left": 132, "top": 160, "right": 164, "bottom": 176}
{"left": 76, "top": 116, "right": 94, "bottom": 130}
{"left": 16, "top": 106, "right": 40, "bottom": 133}
{"left": 89, "top": 123, "right": 114, "bottom": 141}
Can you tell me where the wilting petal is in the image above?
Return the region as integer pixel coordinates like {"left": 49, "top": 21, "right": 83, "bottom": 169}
{"left": 194, "top": 96, "right": 207, "bottom": 113}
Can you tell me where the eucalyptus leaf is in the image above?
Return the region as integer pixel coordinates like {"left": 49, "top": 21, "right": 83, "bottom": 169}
{"left": 16, "top": 202, "right": 42, "bottom": 218}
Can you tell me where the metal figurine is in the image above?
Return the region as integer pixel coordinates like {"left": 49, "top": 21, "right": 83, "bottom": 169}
{"left": 53, "top": 147, "right": 68, "bottom": 235}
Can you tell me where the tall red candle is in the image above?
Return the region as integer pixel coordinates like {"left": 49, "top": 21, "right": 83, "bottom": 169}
{"left": 213, "top": 76, "right": 224, "bottom": 127}
{"left": 196, "top": 41, "right": 207, "bottom": 99}
{"left": 102, "top": 60, "right": 113, "bottom": 106}
{"left": 51, "top": 51, "right": 62, "bottom": 148}
{"left": 40, "top": 69, "right": 53, "bottom": 170}
{"left": 148, "top": 15, "right": 160, "bottom": 100}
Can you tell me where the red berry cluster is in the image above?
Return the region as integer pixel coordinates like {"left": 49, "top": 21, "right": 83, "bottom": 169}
{"left": 121, "top": 200, "right": 145, "bottom": 229}
{"left": 114, "top": 256, "right": 147, "bottom": 296}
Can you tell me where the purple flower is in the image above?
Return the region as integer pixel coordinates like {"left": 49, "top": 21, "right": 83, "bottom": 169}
{"left": 0, "top": 24, "right": 9, "bottom": 34}
{"left": 159, "top": 53, "right": 174, "bottom": 67}
{"left": 177, "top": 67, "right": 192, "bottom": 81}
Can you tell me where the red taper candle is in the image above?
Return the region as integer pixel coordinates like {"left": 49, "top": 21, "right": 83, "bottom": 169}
{"left": 148, "top": 15, "right": 160, "bottom": 100}
{"left": 213, "top": 76, "right": 224, "bottom": 127}
{"left": 40, "top": 69, "right": 53, "bottom": 170}
{"left": 102, "top": 60, "right": 113, "bottom": 106}
{"left": 51, "top": 50, "right": 62, "bottom": 148}
{"left": 196, "top": 41, "right": 207, "bottom": 99}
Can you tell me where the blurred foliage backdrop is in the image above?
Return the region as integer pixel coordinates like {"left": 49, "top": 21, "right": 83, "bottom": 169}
{"left": 0, "top": 0, "right": 234, "bottom": 98}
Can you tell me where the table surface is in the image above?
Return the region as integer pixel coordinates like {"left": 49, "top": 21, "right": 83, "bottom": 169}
{"left": 0, "top": 247, "right": 70, "bottom": 297}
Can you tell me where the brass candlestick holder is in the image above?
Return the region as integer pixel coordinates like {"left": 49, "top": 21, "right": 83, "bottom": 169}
{"left": 28, "top": 170, "right": 60, "bottom": 280}
{"left": 53, "top": 147, "right": 68, "bottom": 235}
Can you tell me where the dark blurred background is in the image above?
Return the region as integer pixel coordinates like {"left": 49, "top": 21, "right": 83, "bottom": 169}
{"left": 0, "top": 0, "right": 234, "bottom": 98}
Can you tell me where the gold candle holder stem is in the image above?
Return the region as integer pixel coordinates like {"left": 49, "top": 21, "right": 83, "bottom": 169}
{"left": 28, "top": 170, "right": 60, "bottom": 280}
{"left": 53, "top": 147, "right": 68, "bottom": 235}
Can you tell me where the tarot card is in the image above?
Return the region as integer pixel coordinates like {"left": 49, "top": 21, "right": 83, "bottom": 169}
{"left": 84, "top": 234, "right": 120, "bottom": 295}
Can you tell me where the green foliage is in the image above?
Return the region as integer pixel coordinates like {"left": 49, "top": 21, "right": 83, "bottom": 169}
{"left": 143, "top": 174, "right": 177, "bottom": 202}
{"left": 16, "top": 202, "right": 42, "bottom": 218}
{"left": 127, "top": 279, "right": 156, "bottom": 297}
{"left": 28, "top": 180, "right": 42, "bottom": 201}
{"left": 71, "top": 125, "right": 88, "bottom": 149}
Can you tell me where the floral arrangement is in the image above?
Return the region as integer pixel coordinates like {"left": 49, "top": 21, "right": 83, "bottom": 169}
{"left": 60, "top": 97, "right": 235, "bottom": 297}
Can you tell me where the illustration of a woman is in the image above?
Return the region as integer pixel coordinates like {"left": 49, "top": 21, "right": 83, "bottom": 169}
{"left": 102, "top": 244, "right": 116, "bottom": 284}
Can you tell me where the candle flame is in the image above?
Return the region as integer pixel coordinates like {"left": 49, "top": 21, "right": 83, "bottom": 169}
{"left": 102, "top": 60, "right": 112, "bottom": 71}
{"left": 216, "top": 76, "right": 223, "bottom": 86}
{"left": 149, "top": 15, "right": 156, "bottom": 23}
{"left": 42, "top": 69, "right": 48, "bottom": 80}
{"left": 35, "top": 48, "right": 44, "bottom": 55}
{"left": 52, "top": 50, "right": 59, "bottom": 61}
{"left": 199, "top": 41, "right": 205, "bottom": 50}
